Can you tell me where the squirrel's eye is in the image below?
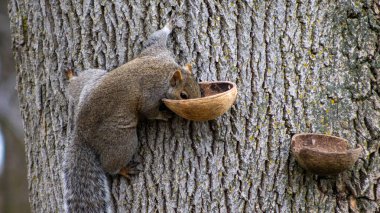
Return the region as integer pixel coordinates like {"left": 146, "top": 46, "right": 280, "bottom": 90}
{"left": 180, "top": 92, "right": 189, "bottom": 99}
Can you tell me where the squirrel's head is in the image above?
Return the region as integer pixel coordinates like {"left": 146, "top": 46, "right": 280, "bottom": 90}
{"left": 167, "top": 64, "right": 201, "bottom": 100}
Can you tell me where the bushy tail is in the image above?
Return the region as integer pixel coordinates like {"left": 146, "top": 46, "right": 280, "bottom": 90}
{"left": 67, "top": 69, "right": 107, "bottom": 107}
{"left": 62, "top": 140, "right": 113, "bottom": 213}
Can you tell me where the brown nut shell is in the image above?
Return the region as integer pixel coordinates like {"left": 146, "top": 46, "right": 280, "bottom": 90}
{"left": 291, "top": 133, "right": 362, "bottom": 175}
{"left": 162, "top": 81, "right": 237, "bottom": 121}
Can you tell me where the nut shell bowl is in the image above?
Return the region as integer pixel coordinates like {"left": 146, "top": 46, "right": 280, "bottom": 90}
{"left": 291, "top": 133, "right": 362, "bottom": 175}
{"left": 162, "top": 81, "right": 237, "bottom": 121}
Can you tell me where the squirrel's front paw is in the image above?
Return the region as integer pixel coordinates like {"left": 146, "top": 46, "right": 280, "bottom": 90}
{"left": 118, "top": 161, "right": 143, "bottom": 179}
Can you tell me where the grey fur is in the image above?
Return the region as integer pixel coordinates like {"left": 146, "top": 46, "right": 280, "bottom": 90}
{"left": 63, "top": 141, "right": 112, "bottom": 213}
{"left": 68, "top": 69, "right": 107, "bottom": 115}
{"left": 142, "top": 20, "right": 173, "bottom": 51}
{"left": 62, "top": 22, "right": 201, "bottom": 213}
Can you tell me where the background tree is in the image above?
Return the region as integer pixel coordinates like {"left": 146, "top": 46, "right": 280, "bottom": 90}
{"left": 0, "top": 0, "right": 29, "bottom": 211}
{"left": 9, "top": 0, "right": 380, "bottom": 212}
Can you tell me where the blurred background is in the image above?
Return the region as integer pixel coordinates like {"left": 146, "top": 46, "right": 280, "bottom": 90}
{"left": 0, "top": 0, "right": 30, "bottom": 212}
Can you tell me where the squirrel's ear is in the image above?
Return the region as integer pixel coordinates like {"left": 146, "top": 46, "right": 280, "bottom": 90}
{"left": 184, "top": 64, "right": 192, "bottom": 74}
{"left": 170, "top": 70, "right": 183, "bottom": 86}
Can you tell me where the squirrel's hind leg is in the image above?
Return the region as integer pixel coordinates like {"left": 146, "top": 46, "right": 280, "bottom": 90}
{"left": 119, "top": 161, "right": 143, "bottom": 179}
{"left": 99, "top": 127, "right": 140, "bottom": 176}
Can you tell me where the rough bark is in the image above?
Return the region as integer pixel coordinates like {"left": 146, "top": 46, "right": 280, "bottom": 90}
{"left": 9, "top": 0, "right": 380, "bottom": 212}
{"left": 0, "top": 0, "right": 29, "bottom": 211}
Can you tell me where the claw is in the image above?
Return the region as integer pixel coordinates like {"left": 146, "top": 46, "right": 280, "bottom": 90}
{"left": 119, "top": 161, "right": 143, "bottom": 179}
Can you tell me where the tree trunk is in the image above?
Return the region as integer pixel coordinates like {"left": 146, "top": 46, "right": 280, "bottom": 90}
{"left": 9, "top": 0, "right": 380, "bottom": 212}
{"left": 0, "top": 0, "right": 29, "bottom": 211}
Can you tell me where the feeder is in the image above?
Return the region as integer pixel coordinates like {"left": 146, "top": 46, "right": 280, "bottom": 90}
{"left": 291, "top": 133, "right": 362, "bottom": 175}
{"left": 162, "top": 81, "right": 237, "bottom": 121}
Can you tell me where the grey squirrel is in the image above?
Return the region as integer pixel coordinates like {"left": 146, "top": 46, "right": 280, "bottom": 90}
{"left": 62, "top": 20, "right": 201, "bottom": 213}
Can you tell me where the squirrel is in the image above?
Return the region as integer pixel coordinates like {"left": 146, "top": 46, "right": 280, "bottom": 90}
{"left": 62, "top": 19, "right": 201, "bottom": 213}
